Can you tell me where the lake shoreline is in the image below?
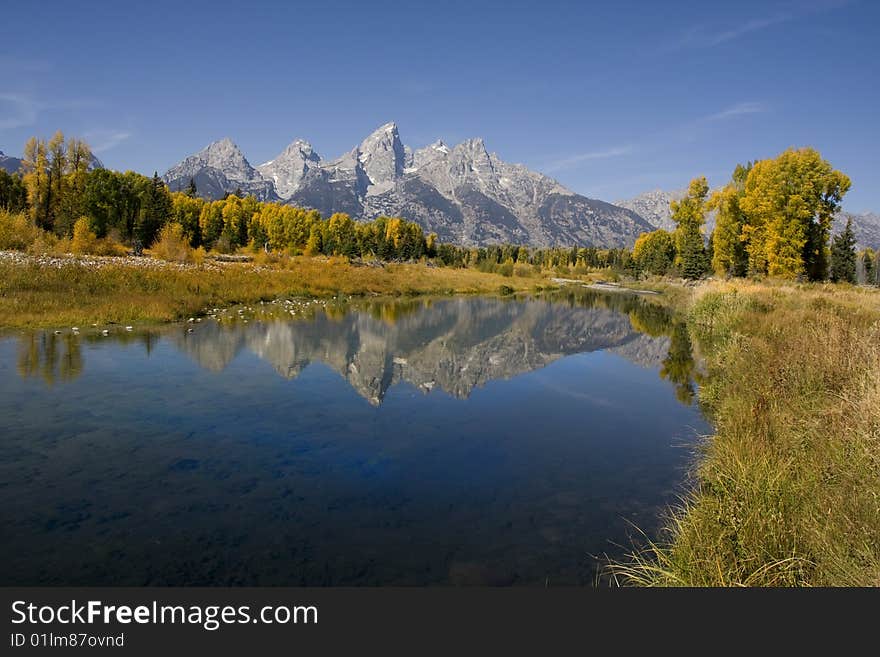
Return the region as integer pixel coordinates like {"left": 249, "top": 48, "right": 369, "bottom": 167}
{"left": 610, "top": 279, "right": 880, "bottom": 586}
{"left": 0, "top": 250, "right": 558, "bottom": 330}
{"left": 1, "top": 290, "right": 704, "bottom": 585}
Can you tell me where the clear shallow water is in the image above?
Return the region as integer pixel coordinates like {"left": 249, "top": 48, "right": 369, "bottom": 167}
{"left": 0, "top": 291, "right": 708, "bottom": 585}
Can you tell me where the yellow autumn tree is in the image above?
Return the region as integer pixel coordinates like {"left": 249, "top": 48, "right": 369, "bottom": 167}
{"left": 71, "top": 216, "right": 97, "bottom": 254}
{"left": 384, "top": 217, "right": 404, "bottom": 249}
{"left": 707, "top": 163, "right": 751, "bottom": 277}
{"left": 632, "top": 229, "right": 675, "bottom": 275}
{"left": 21, "top": 137, "right": 50, "bottom": 229}
{"left": 740, "top": 148, "right": 850, "bottom": 279}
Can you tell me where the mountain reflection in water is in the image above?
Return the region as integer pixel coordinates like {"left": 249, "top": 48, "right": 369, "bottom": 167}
{"left": 1, "top": 290, "right": 706, "bottom": 585}
{"left": 14, "top": 290, "right": 700, "bottom": 406}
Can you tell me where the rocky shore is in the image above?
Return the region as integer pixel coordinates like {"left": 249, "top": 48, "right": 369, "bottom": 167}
{"left": 0, "top": 250, "right": 225, "bottom": 272}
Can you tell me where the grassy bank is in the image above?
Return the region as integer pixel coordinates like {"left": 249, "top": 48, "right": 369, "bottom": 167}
{"left": 0, "top": 254, "right": 546, "bottom": 329}
{"left": 612, "top": 280, "right": 880, "bottom": 586}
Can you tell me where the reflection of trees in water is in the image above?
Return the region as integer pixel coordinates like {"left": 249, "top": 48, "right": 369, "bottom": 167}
{"left": 17, "top": 333, "right": 83, "bottom": 385}
{"left": 361, "top": 298, "right": 428, "bottom": 324}
{"left": 627, "top": 303, "right": 674, "bottom": 338}
{"left": 543, "top": 288, "right": 701, "bottom": 405}
{"left": 16, "top": 330, "right": 160, "bottom": 385}
{"left": 11, "top": 290, "right": 703, "bottom": 404}
{"left": 660, "top": 323, "right": 699, "bottom": 405}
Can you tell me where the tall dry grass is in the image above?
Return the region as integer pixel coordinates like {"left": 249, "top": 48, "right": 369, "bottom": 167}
{"left": 611, "top": 281, "right": 880, "bottom": 586}
{"left": 0, "top": 255, "right": 541, "bottom": 329}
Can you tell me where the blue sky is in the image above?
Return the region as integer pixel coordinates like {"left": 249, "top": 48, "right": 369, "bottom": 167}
{"left": 1, "top": 0, "right": 877, "bottom": 210}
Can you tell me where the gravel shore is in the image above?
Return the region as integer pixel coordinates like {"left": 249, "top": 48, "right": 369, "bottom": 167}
{"left": 0, "top": 250, "right": 227, "bottom": 272}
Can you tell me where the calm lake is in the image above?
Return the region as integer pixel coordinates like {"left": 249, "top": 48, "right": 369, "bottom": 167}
{"left": 0, "top": 290, "right": 708, "bottom": 585}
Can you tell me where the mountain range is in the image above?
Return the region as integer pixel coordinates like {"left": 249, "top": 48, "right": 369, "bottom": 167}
{"left": 163, "top": 123, "right": 654, "bottom": 248}
{"left": 4, "top": 128, "right": 877, "bottom": 250}
{"left": 163, "top": 124, "right": 880, "bottom": 250}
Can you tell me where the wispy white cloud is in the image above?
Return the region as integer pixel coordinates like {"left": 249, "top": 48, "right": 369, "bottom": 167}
{"left": 704, "top": 15, "right": 791, "bottom": 46}
{"left": 544, "top": 145, "right": 634, "bottom": 173}
{"left": 0, "top": 92, "right": 102, "bottom": 132}
{"left": 85, "top": 129, "right": 132, "bottom": 153}
{"left": 0, "top": 93, "right": 40, "bottom": 130}
{"left": 673, "top": 14, "right": 790, "bottom": 49}
{"left": 668, "top": 0, "right": 854, "bottom": 50}
{"left": 704, "top": 102, "right": 767, "bottom": 122}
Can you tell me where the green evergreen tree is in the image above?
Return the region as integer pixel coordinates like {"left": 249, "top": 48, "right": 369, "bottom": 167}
{"left": 829, "top": 218, "right": 857, "bottom": 283}
{"left": 671, "top": 177, "right": 709, "bottom": 280}
{"left": 136, "top": 172, "right": 173, "bottom": 246}
{"left": 0, "top": 170, "right": 28, "bottom": 212}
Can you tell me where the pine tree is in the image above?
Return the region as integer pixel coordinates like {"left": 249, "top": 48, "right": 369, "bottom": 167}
{"left": 136, "top": 172, "right": 173, "bottom": 246}
{"left": 186, "top": 178, "right": 198, "bottom": 198}
{"left": 829, "top": 218, "right": 857, "bottom": 283}
{"left": 671, "top": 177, "right": 709, "bottom": 279}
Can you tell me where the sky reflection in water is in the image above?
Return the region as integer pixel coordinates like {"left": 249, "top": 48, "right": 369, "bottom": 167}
{"left": 0, "top": 291, "right": 708, "bottom": 585}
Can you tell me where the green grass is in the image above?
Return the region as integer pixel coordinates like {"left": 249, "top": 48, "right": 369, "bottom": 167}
{"left": 610, "top": 280, "right": 880, "bottom": 586}
{"left": 0, "top": 256, "right": 545, "bottom": 329}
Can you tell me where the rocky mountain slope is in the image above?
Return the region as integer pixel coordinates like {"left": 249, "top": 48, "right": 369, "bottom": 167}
{"left": 0, "top": 150, "right": 23, "bottom": 173}
{"left": 833, "top": 211, "right": 880, "bottom": 250}
{"left": 162, "top": 137, "right": 275, "bottom": 200}
{"left": 164, "top": 123, "right": 653, "bottom": 247}
{"left": 615, "top": 189, "right": 687, "bottom": 232}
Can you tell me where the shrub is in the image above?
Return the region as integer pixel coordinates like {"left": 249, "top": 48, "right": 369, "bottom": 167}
{"left": 151, "top": 222, "right": 197, "bottom": 263}
{"left": 71, "top": 217, "right": 97, "bottom": 255}
{"left": 0, "top": 210, "right": 44, "bottom": 251}
{"left": 213, "top": 235, "right": 234, "bottom": 254}
{"left": 253, "top": 249, "right": 286, "bottom": 266}
{"left": 26, "top": 231, "right": 61, "bottom": 256}
{"left": 91, "top": 238, "right": 129, "bottom": 257}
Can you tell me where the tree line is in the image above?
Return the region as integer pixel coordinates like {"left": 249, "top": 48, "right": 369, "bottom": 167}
{"left": 2, "top": 134, "right": 876, "bottom": 283}
{"left": 632, "top": 147, "right": 877, "bottom": 284}
{"left": 0, "top": 131, "right": 434, "bottom": 260}
{"left": 0, "top": 131, "right": 639, "bottom": 273}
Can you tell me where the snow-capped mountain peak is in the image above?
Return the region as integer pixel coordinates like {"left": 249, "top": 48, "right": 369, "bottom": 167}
{"left": 257, "top": 139, "right": 322, "bottom": 199}
{"left": 357, "top": 121, "right": 405, "bottom": 187}
{"left": 163, "top": 123, "right": 655, "bottom": 247}
{"left": 163, "top": 137, "right": 274, "bottom": 199}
